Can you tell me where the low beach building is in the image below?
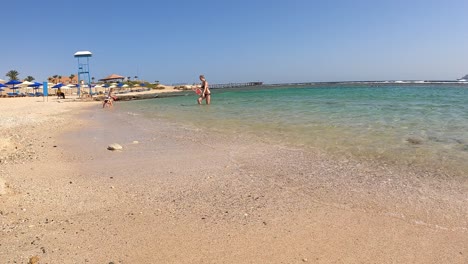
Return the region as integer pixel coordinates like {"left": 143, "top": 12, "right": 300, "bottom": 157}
{"left": 99, "top": 74, "right": 125, "bottom": 83}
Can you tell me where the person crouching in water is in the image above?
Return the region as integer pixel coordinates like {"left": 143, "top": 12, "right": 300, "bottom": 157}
{"left": 103, "top": 88, "right": 116, "bottom": 108}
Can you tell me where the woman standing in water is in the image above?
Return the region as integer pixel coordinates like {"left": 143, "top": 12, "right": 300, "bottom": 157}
{"left": 197, "top": 75, "right": 211, "bottom": 105}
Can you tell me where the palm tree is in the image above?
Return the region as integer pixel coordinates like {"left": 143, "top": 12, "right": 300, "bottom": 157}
{"left": 6, "top": 70, "right": 19, "bottom": 80}
{"left": 134, "top": 76, "right": 138, "bottom": 81}
{"left": 52, "top": 75, "right": 59, "bottom": 84}
{"left": 58, "top": 75, "right": 62, "bottom": 83}
{"left": 25, "top": 76, "right": 35, "bottom": 82}
{"left": 127, "top": 76, "right": 131, "bottom": 82}
{"left": 92, "top": 77, "right": 95, "bottom": 83}
{"left": 69, "top": 74, "right": 75, "bottom": 84}
{"left": 48, "top": 77, "right": 53, "bottom": 83}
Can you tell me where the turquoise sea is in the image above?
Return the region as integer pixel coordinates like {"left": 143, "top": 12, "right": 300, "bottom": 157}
{"left": 118, "top": 84, "right": 468, "bottom": 175}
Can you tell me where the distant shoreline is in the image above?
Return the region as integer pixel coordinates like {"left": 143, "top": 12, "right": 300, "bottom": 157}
{"left": 266, "top": 80, "right": 468, "bottom": 86}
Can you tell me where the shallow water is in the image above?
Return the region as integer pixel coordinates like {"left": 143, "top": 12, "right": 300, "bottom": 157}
{"left": 117, "top": 84, "right": 468, "bottom": 176}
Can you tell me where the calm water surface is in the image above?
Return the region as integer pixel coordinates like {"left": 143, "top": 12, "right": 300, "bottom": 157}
{"left": 118, "top": 85, "right": 468, "bottom": 175}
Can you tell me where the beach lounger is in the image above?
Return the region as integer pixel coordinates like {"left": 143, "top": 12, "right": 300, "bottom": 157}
{"left": 7, "top": 93, "right": 18, "bottom": 97}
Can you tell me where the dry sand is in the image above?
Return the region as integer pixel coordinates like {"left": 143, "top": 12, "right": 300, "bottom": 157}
{"left": 0, "top": 96, "right": 467, "bottom": 263}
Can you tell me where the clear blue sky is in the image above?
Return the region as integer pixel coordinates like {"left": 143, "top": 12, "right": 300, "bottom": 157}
{"left": 2, "top": 0, "right": 468, "bottom": 84}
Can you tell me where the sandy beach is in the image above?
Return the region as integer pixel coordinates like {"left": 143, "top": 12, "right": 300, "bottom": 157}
{"left": 0, "top": 96, "right": 467, "bottom": 263}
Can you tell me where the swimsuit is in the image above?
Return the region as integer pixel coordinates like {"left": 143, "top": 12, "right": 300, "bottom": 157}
{"left": 201, "top": 83, "right": 211, "bottom": 96}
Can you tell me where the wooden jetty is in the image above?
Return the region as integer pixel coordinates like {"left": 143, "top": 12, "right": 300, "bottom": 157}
{"left": 209, "top": 82, "right": 263, "bottom": 89}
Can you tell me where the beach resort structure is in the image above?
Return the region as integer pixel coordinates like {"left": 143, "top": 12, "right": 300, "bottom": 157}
{"left": 99, "top": 74, "right": 126, "bottom": 83}
{"left": 74, "top": 51, "right": 93, "bottom": 96}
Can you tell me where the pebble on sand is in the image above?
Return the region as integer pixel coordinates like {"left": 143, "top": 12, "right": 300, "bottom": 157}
{"left": 28, "top": 256, "right": 40, "bottom": 264}
{"left": 107, "top": 143, "right": 123, "bottom": 151}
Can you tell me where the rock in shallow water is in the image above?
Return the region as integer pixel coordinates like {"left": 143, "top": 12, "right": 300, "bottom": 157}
{"left": 406, "top": 137, "right": 423, "bottom": 145}
{"left": 107, "top": 143, "right": 123, "bottom": 151}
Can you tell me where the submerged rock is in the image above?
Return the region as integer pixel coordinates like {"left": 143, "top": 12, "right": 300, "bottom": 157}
{"left": 107, "top": 143, "right": 123, "bottom": 151}
{"left": 406, "top": 137, "right": 423, "bottom": 145}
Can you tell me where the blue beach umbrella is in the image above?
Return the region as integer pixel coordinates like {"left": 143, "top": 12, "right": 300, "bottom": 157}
{"left": 102, "top": 83, "right": 110, "bottom": 92}
{"left": 0, "top": 83, "right": 5, "bottom": 94}
{"left": 52, "top": 83, "right": 64, "bottom": 89}
{"left": 5, "top": 80, "right": 22, "bottom": 86}
{"left": 5, "top": 80, "right": 22, "bottom": 94}
{"left": 52, "top": 83, "right": 64, "bottom": 96}
{"left": 28, "top": 82, "right": 42, "bottom": 87}
{"left": 28, "top": 82, "right": 42, "bottom": 94}
{"left": 90, "top": 83, "right": 97, "bottom": 93}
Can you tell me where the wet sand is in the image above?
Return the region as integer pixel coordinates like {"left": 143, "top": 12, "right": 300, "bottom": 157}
{"left": 0, "top": 98, "right": 467, "bottom": 263}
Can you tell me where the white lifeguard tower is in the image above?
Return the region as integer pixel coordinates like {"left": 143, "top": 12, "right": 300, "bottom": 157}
{"left": 74, "top": 51, "right": 92, "bottom": 96}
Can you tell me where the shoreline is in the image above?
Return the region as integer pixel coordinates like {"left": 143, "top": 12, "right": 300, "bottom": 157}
{"left": 0, "top": 98, "right": 467, "bottom": 263}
